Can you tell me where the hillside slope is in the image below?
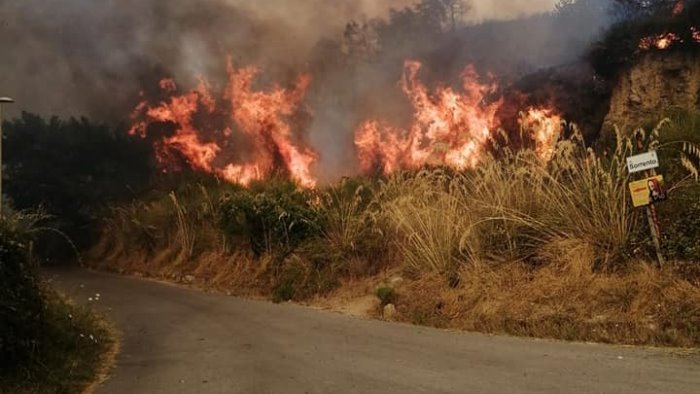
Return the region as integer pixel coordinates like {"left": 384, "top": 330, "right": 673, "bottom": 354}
{"left": 605, "top": 52, "right": 700, "bottom": 130}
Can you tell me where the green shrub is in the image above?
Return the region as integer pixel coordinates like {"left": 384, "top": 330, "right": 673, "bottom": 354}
{"left": 272, "top": 281, "right": 296, "bottom": 303}
{"left": 629, "top": 111, "right": 700, "bottom": 262}
{"left": 663, "top": 196, "right": 700, "bottom": 260}
{"left": 219, "top": 179, "right": 320, "bottom": 257}
{"left": 4, "top": 113, "right": 154, "bottom": 261}
{"left": 0, "top": 214, "right": 44, "bottom": 370}
{"left": 376, "top": 286, "right": 397, "bottom": 306}
{"left": 0, "top": 210, "right": 113, "bottom": 392}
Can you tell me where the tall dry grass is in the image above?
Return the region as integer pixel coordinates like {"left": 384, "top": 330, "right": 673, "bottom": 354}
{"left": 380, "top": 120, "right": 700, "bottom": 278}
{"left": 377, "top": 117, "right": 700, "bottom": 346}
{"left": 90, "top": 183, "right": 231, "bottom": 274}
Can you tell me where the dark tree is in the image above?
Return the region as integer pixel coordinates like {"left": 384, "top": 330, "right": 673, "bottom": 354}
{"left": 2, "top": 113, "right": 155, "bottom": 260}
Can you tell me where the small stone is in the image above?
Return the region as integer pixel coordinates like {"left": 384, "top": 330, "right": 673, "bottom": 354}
{"left": 184, "top": 275, "right": 196, "bottom": 284}
{"left": 383, "top": 304, "right": 397, "bottom": 320}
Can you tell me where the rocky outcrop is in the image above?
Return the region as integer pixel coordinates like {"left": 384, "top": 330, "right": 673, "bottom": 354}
{"left": 605, "top": 52, "right": 700, "bottom": 131}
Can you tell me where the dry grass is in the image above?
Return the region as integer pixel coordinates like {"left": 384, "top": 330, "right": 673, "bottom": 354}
{"left": 379, "top": 121, "right": 700, "bottom": 277}
{"left": 394, "top": 252, "right": 700, "bottom": 346}
{"left": 373, "top": 120, "right": 700, "bottom": 346}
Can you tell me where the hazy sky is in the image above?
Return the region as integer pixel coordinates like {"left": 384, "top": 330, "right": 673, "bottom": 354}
{"left": 227, "top": 0, "right": 561, "bottom": 41}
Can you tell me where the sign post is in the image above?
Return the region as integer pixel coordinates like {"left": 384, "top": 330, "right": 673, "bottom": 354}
{"left": 627, "top": 151, "right": 665, "bottom": 268}
{"left": 645, "top": 169, "right": 665, "bottom": 268}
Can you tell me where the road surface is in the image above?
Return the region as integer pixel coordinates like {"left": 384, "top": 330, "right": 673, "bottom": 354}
{"left": 47, "top": 269, "right": 700, "bottom": 394}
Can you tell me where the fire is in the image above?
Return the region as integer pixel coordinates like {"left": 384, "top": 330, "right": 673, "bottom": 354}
{"left": 520, "top": 108, "right": 563, "bottom": 161}
{"left": 692, "top": 27, "right": 700, "bottom": 43}
{"left": 636, "top": 1, "right": 700, "bottom": 50}
{"left": 639, "top": 32, "right": 682, "bottom": 50}
{"left": 354, "top": 61, "right": 500, "bottom": 174}
{"left": 130, "top": 61, "right": 318, "bottom": 188}
{"left": 354, "top": 61, "right": 561, "bottom": 175}
{"left": 132, "top": 59, "right": 564, "bottom": 185}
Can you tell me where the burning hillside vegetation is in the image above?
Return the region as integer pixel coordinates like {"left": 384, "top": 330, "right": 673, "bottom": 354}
{"left": 130, "top": 61, "right": 317, "bottom": 187}
{"left": 130, "top": 59, "right": 563, "bottom": 187}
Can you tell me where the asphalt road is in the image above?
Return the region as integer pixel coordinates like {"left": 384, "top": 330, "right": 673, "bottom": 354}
{"left": 47, "top": 269, "right": 700, "bottom": 394}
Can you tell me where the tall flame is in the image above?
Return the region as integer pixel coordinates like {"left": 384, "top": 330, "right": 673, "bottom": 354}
{"left": 130, "top": 61, "right": 318, "bottom": 188}
{"left": 355, "top": 61, "right": 501, "bottom": 174}
{"left": 132, "top": 59, "right": 565, "bottom": 186}
{"left": 521, "top": 108, "right": 563, "bottom": 161}
{"left": 354, "top": 61, "right": 561, "bottom": 175}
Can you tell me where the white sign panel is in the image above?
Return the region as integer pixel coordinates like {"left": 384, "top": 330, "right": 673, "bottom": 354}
{"left": 627, "top": 151, "right": 660, "bottom": 174}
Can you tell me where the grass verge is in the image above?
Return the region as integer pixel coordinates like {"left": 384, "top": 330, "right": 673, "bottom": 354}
{"left": 0, "top": 290, "right": 118, "bottom": 394}
{"left": 1, "top": 209, "right": 117, "bottom": 394}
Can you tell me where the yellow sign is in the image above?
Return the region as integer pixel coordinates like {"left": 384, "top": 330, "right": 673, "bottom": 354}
{"left": 629, "top": 175, "right": 667, "bottom": 208}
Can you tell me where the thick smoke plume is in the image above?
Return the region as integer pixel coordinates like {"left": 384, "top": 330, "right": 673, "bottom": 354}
{"left": 0, "top": 0, "right": 567, "bottom": 119}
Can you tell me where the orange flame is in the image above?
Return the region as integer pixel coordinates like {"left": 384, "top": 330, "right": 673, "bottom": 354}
{"left": 520, "top": 108, "right": 563, "bottom": 161}
{"left": 692, "top": 27, "right": 700, "bottom": 43}
{"left": 354, "top": 61, "right": 561, "bottom": 174}
{"left": 130, "top": 62, "right": 318, "bottom": 188}
{"left": 355, "top": 61, "right": 501, "bottom": 174}
{"left": 639, "top": 32, "right": 683, "bottom": 50}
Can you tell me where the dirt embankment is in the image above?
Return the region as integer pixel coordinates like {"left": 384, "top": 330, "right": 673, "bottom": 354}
{"left": 605, "top": 52, "right": 700, "bottom": 130}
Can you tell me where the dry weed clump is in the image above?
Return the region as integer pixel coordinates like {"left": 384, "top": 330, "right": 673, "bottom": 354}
{"left": 380, "top": 126, "right": 638, "bottom": 277}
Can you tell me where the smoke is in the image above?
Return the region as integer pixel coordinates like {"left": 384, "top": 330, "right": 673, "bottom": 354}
{"left": 0, "top": 0, "right": 612, "bottom": 181}
{"left": 0, "top": 0, "right": 576, "bottom": 120}
{"left": 0, "top": 0, "right": 569, "bottom": 119}
{"left": 468, "top": 0, "right": 559, "bottom": 20}
{"left": 0, "top": 0, "right": 404, "bottom": 119}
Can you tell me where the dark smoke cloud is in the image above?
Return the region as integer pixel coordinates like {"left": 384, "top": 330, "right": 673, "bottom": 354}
{"left": 0, "top": 0, "right": 411, "bottom": 119}
{"left": 0, "top": 0, "right": 573, "bottom": 120}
